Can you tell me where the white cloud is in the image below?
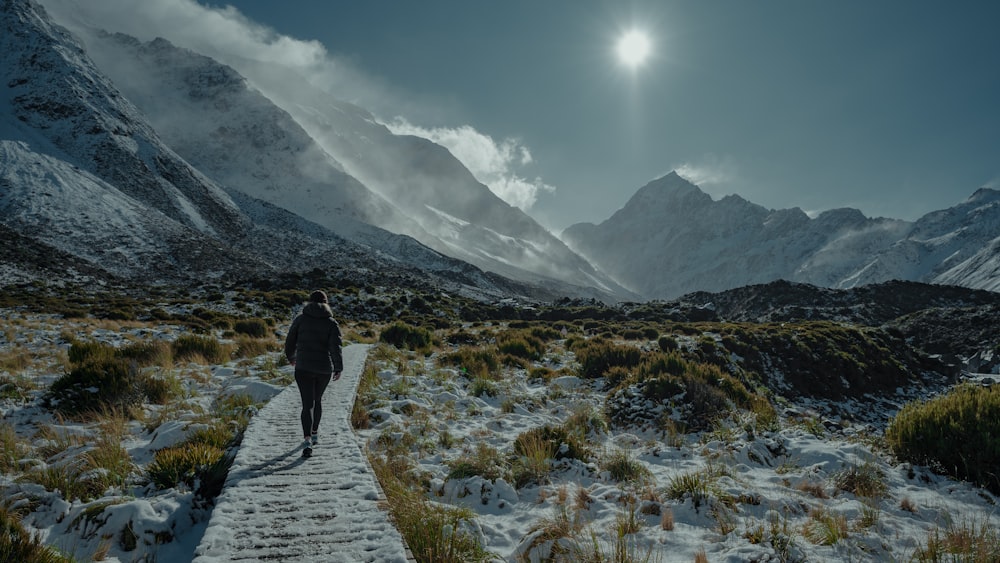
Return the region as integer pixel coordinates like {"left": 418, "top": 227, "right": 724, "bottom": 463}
{"left": 39, "top": 0, "right": 556, "bottom": 211}
{"left": 673, "top": 155, "right": 738, "bottom": 188}
{"left": 387, "top": 118, "right": 555, "bottom": 210}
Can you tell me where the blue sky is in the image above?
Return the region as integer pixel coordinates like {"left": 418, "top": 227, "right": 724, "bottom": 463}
{"left": 44, "top": 0, "right": 1000, "bottom": 231}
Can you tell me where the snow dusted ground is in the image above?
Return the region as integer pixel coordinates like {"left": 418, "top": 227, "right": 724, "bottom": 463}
{"left": 193, "top": 344, "right": 409, "bottom": 563}
{"left": 356, "top": 336, "right": 1000, "bottom": 562}
{"left": 1, "top": 308, "right": 998, "bottom": 562}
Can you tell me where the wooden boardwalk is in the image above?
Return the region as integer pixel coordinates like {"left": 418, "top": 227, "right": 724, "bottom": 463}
{"left": 193, "top": 345, "right": 411, "bottom": 563}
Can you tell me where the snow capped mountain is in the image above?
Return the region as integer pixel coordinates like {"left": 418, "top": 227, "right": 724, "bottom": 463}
{"left": 207, "top": 59, "right": 632, "bottom": 299}
{"left": 77, "top": 31, "right": 425, "bottom": 243}
{"left": 45, "top": 22, "right": 631, "bottom": 300}
{"left": 1, "top": 0, "right": 247, "bottom": 242}
{"left": 0, "top": 0, "right": 542, "bottom": 299}
{"left": 562, "top": 172, "right": 1000, "bottom": 299}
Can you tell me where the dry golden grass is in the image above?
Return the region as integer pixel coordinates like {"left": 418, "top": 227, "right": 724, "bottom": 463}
{"left": 661, "top": 507, "right": 675, "bottom": 531}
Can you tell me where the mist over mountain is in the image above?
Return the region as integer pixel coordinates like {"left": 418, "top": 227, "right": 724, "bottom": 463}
{"left": 562, "top": 172, "right": 1000, "bottom": 299}
{"left": 53, "top": 21, "right": 631, "bottom": 300}
{"left": 0, "top": 0, "right": 613, "bottom": 302}
{"left": 2, "top": 0, "right": 996, "bottom": 304}
{"left": 0, "top": 0, "right": 546, "bottom": 300}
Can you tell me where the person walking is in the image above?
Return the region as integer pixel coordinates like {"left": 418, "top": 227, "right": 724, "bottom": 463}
{"left": 284, "top": 290, "right": 343, "bottom": 457}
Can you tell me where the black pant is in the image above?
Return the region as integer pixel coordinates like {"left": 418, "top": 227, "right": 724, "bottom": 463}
{"left": 294, "top": 370, "right": 332, "bottom": 438}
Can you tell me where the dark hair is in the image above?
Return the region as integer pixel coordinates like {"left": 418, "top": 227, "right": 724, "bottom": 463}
{"left": 309, "top": 290, "right": 328, "bottom": 303}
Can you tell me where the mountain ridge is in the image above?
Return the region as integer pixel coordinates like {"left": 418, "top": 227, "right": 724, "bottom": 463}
{"left": 563, "top": 173, "right": 999, "bottom": 299}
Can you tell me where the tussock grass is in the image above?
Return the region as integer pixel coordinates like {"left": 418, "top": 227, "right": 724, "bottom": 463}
{"left": 371, "top": 453, "right": 492, "bottom": 563}
{"left": 379, "top": 322, "right": 435, "bottom": 354}
{"left": 664, "top": 464, "right": 732, "bottom": 510}
{"left": 0, "top": 504, "right": 74, "bottom": 563}
{"left": 232, "top": 318, "right": 269, "bottom": 338}
{"left": 834, "top": 459, "right": 888, "bottom": 499}
{"left": 0, "top": 423, "right": 24, "bottom": 473}
{"left": 496, "top": 330, "right": 545, "bottom": 361}
{"left": 172, "top": 334, "right": 232, "bottom": 364}
{"left": 802, "top": 507, "right": 849, "bottom": 546}
{"left": 511, "top": 430, "right": 556, "bottom": 487}
{"left": 886, "top": 383, "right": 1000, "bottom": 494}
{"left": 441, "top": 346, "right": 500, "bottom": 380}
{"left": 600, "top": 447, "right": 652, "bottom": 485}
{"left": 913, "top": 515, "right": 1000, "bottom": 562}
{"left": 231, "top": 336, "right": 276, "bottom": 359}
{"left": 446, "top": 442, "right": 508, "bottom": 482}
{"left": 147, "top": 443, "right": 227, "bottom": 494}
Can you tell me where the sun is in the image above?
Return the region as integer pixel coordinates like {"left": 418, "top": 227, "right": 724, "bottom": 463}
{"left": 616, "top": 30, "right": 651, "bottom": 68}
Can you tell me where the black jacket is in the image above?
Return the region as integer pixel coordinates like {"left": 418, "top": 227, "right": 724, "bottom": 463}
{"left": 284, "top": 302, "right": 343, "bottom": 374}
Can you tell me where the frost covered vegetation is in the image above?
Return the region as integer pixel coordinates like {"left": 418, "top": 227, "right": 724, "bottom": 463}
{"left": 356, "top": 318, "right": 1000, "bottom": 562}
{"left": 1, "top": 278, "right": 999, "bottom": 562}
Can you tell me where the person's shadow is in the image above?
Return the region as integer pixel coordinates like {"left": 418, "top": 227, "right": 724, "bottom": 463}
{"left": 223, "top": 446, "right": 308, "bottom": 488}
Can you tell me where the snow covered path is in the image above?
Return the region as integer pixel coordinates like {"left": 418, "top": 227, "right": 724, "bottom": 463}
{"left": 193, "top": 344, "right": 411, "bottom": 563}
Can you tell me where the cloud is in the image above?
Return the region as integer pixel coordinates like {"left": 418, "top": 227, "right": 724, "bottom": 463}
{"left": 673, "top": 155, "right": 738, "bottom": 188}
{"left": 387, "top": 118, "right": 555, "bottom": 210}
{"left": 39, "top": 0, "right": 556, "bottom": 211}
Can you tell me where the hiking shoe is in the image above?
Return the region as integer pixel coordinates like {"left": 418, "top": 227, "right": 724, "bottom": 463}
{"left": 302, "top": 446, "right": 312, "bottom": 458}
{"left": 311, "top": 432, "right": 318, "bottom": 445}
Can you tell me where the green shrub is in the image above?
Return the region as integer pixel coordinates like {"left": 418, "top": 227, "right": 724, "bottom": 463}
{"left": 496, "top": 330, "right": 545, "bottom": 361}
{"left": 140, "top": 372, "right": 183, "bottom": 405}
{"left": 379, "top": 322, "right": 434, "bottom": 352}
{"left": 233, "top": 318, "right": 269, "bottom": 338}
{"left": 372, "top": 454, "right": 492, "bottom": 563}
{"left": 446, "top": 442, "right": 508, "bottom": 482}
{"left": 441, "top": 347, "right": 500, "bottom": 380}
{"left": 172, "top": 334, "right": 231, "bottom": 364}
{"left": 45, "top": 358, "right": 143, "bottom": 417}
{"left": 886, "top": 384, "right": 1000, "bottom": 494}
{"left": 67, "top": 340, "right": 115, "bottom": 365}
{"left": 514, "top": 425, "right": 590, "bottom": 462}
{"left": 0, "top": 505, "right": 74, "bottom": 563}
{"left": 600, "top": 448, "right": 652, "bottom": 484}
{"left": 575, "top": 341, "right": 642, "bottom": 379}
{"left": 186, "top": 423, "right": 236, "bottom": 450}
{"left": 658, "top": 336, "right": 679, "bottom": 352}
{"left": 117, "top": 340, "right": 172, "bottom": 367}
{"left": 147, "top": 443, "right": 227, "bottom": 496}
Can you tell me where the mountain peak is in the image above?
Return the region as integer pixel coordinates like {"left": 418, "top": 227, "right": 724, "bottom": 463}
{"left": 968, "top": 187, "right": 1000, "bottom": 206}
{"left": 648, "top": 171, "right": 700, "bottom": 193}
{"left": 627, "top": 171, "right": 707, "bottom": 207}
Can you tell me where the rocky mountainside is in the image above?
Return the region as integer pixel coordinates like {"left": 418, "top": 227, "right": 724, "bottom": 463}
{"left": 79, "top": 32, "right": 424, "bottom": 243}
{"left": 668, "top": 279, "right": 1000, "bottom": 368}
{"left": 0, "top": 0, "right": 543, "bottom": 300}
{"left": 207, "top": 57, "right": 632, "bottom": 299}
{"left": 39, "top": 16, "right": 631, "bottom": 300}
{"left": 1, "top": 0, "right": 255, "bottom": 279}
{"left": 563, "top": 172, "right": 1000, "bottom": 299}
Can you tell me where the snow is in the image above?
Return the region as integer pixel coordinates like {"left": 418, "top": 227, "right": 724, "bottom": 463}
{"left": 193, "top": 345, "right": 409, "bottom": 563}
{"left": 1, "top": 307, "right": 999, "bottom": 562}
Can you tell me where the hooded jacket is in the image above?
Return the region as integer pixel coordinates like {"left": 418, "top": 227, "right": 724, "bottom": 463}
{"left": 284, "top": 302, "right": 343, "bottom": 374}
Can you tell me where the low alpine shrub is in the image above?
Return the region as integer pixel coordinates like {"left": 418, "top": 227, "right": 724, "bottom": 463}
{"left": 45, "top": 358, "right": 143, "bottom": 417}
{"left": 233, "top": 318, "right": 269, "bottom": 338}
{"left": 172, "top": 334, "right": 231, "bottom": 364}
{"left": 886, "top": 384, "right": 1000, "bottom": 494}
{"left": 0, "top": 505, "right": 74, "bottom": 563}
{"left": 147, "top": 443, "right": 226, "bottom": 494}
{"left": 379, "top": 322, "right": 434, "bottom": 353}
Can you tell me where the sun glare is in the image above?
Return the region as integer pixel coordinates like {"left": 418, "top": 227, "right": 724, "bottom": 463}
{"left": 616, "top": 30, "right": 651, "bottom": 68}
